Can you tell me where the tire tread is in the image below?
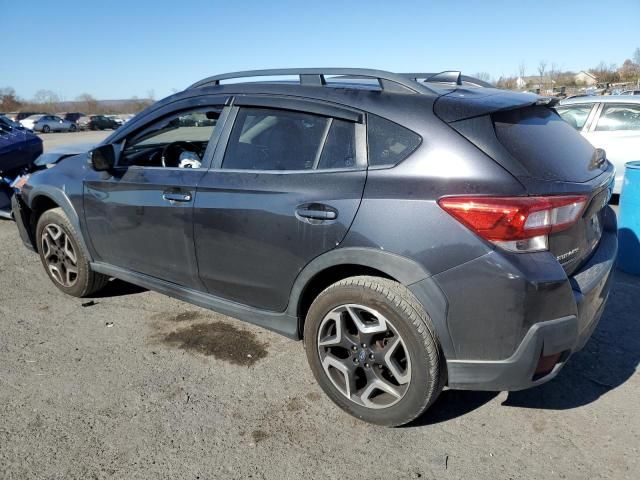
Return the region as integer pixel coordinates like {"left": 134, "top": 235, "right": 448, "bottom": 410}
{"left": 36, "top": 208, "right": 109, "bottom": 297}
{"left": 307, "top": 275, "right": 446, "bottom": 426}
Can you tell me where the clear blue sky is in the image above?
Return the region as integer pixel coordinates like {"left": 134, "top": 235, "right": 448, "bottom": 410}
{"left": 2, "top": 0, "right": 639, "bottom": 101}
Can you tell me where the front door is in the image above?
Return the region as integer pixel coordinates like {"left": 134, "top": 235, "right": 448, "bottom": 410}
{"left": 84, "top": 101, "right": 227, "bottom": 289}
{"left": 194, "top": 102, "right": 367, "bottom": 311}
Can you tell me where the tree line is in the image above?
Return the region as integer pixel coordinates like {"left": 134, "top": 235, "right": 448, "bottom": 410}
{"left": 479, "top": 48, "right": 640, "bottom": 90}
{"left": 0, "top": 88, "right": 155, "bottom": 115}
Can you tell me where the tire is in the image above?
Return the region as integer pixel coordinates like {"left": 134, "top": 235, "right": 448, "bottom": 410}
{"left": 42, "top": 125, "right": 50, "bottom": 133}
{"left": 304, "top": 276, "right": 445, "bottom": 427}
{"left": 69, "top": 124, "right": 77, "bottom": 132}
{"left": 36, "top": 208, "right": 109, "bottom": 297}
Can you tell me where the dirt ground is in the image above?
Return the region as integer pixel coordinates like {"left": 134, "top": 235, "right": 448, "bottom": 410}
{"left": 0, "top": 134, "right": 638, "bottom": 479}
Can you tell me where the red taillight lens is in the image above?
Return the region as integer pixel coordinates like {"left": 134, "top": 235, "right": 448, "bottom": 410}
{"left": 438, "top": 195, "right": 588, "bottom": 252}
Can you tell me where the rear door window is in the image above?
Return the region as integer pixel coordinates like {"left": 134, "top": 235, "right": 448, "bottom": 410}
{"left": 595, "top": 104, "right": 640, "bottom": 131}
{"left": 223, "top": 107, "right": 356, "bottom": 171}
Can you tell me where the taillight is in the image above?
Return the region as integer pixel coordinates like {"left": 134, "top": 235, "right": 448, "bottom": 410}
{"left": 438, "top": 195, "right": 588, "bottom": 253}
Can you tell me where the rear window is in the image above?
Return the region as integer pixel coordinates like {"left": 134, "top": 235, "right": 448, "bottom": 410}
{"left": 493, "top": 106, "right": 599, "bottom": 183}
{"left": 367, "top": 114, "right": 421, "bottom": 167}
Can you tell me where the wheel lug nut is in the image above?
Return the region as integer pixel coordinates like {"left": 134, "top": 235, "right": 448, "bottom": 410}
{"left": 352, "top": 346, "right": 357, "bottom": 351}
{"left": 361, "top": 343, "right": 367, "bottom": 348}
{"left": 353, "top": 358, "right": 359, "bottom": 364}
{"left": 369, "top": 354, "right": 375, "bottom": 360}
{"left": 364, "top": 363, "right": 370, "bottom": 368}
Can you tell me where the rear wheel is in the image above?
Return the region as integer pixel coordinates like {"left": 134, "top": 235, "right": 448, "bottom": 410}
{"left": 304, "top": 276, "right": 445, "bottom": 426}
{"left": 36, "top": 208, "right": 109, "bottom": 297}
{"left": 42, "top": 125, "right": 50, "bottom": 133}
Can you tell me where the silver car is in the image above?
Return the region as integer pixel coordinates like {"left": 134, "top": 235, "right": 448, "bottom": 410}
{"left": 557, "top": 95, "right": 640, "bottom": 193}
{"left": 20, "top": 114, "right": 77, "bottom": 133}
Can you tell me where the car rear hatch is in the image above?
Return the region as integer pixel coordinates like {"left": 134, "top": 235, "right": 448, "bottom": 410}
{"left": 435, "top": 87, "right": 615, "bottom": 275}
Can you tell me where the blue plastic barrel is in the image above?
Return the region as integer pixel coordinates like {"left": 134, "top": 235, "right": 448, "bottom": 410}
{"left": 618, "top": 161, "right": 640, "bottom": 275}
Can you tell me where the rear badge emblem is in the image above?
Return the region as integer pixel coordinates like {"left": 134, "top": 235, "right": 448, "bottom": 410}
{"left": 556, "top": 247, "right": 580, "bottom": 263}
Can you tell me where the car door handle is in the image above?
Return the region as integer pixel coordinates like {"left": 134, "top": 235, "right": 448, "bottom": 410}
{"left": 163, "top": 192, "right": 192, "bottom": 202}
{"left": 296, "top": 204, "right": 338, "bottom": 221}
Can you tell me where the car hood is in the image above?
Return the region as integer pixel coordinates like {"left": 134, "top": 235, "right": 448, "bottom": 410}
{"left": 33, "top": 142, "right": 94, "bottom": 166}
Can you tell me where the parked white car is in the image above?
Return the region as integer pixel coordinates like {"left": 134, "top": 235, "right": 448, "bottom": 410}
{"left": 20, "top": 114, "right": 77, "bottom": 133}
{"left": 556, "top": 96, "right": 640, "bottom": 194}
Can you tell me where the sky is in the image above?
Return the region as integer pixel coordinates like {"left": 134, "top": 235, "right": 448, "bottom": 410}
{"left": 2, "top": 0, "right": 639, "bottom": 101}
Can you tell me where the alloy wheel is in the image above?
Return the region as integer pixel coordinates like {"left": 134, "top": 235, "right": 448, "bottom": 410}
{"left": 40, "top": 224, "right": 79, "bottom": 287}
{"left": 317, "top": 304, "right": 411, "bottom": 409}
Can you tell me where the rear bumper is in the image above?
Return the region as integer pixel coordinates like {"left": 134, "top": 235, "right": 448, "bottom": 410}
{"left": 446, "top": 316, "right": 578, "bottom": 391}
{"left": 442, "top": 209, "right": 617, "bottom": 391}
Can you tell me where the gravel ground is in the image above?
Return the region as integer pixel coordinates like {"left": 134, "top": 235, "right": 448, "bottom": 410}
{"left": 0, "top": 135, "right": 638, "bottom": 479}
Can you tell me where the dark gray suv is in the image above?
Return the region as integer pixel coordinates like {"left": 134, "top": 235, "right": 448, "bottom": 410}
{"left": 12, "top": 69, "right": 617, "bottom": 426}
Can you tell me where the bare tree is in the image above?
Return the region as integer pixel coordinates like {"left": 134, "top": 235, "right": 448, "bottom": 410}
{"left": 590, "top": 61, "right": 620, "bottom": 84}
{"left": 620, "top": 59, "right": 640, "bottom": 81}
{"left": 76, "top": 93, "right": 99, "bottom": 114}
{"left": 32, "top": 89, "right": 61, "bottom": 111}
{"left": 33, "top": 90, "right": 60, "bottom": 104}
{"left": 537, "top": 60, "right": 548, "bottom": 89}
{"left": 473, "top": 72, "right": 493, "bottom": 84}
{"left": 518, "top": 62, "right": 526, "bottom": 79}
{"left": 496, "top": 76, "right": 517, "bottom": 90}
{"left": 0, "top": 87, "right": 23, "bottom": 111}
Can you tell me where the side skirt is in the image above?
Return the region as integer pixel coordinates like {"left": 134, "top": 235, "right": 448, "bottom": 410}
{"left": 90, "top": 262, "right": 300, "bottom": 339}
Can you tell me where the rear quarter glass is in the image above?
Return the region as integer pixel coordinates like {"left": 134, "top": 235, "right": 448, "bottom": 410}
{"left": 367, "top": 114, "right": 421, "bottom": 168}
{"left": 493, "top": 106, "right": 601, "bottom": 183}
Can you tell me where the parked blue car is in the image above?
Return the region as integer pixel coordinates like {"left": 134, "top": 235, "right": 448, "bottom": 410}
{"left": 0, "top": 116, "right": 43, "bottom": 218}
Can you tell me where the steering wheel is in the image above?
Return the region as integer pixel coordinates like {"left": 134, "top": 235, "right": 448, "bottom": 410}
{"left": 161, "top": 141, "right": 200, "bottom": 168}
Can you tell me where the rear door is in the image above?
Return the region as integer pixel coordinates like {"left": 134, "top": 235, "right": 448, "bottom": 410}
{"left": 50, "top": 116, "right": 65, "bottom": 131}
{"left": 583, "top": 102, "right": 640, "bottom": 192}
{"left": 194, "top": 97, "right": 367, "bottom": 311}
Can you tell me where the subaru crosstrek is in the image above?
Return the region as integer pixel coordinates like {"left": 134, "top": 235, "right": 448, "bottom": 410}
{"left": 12, "top": 69, "right": 617, "bottom": 426}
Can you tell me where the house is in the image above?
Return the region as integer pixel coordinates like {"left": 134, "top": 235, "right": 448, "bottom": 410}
{"left": 516, "top": 75, "right": 555, "bottom": 90}
{"left": 574, "top": 71, "right": 598, "bottom": 86}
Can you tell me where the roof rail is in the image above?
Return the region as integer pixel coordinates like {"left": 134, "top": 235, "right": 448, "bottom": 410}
{"left": 187, "top": 68, "right": 435, "bottom": 94}
{"left": 402, "top": 72, "right": 493, "bottom": 88}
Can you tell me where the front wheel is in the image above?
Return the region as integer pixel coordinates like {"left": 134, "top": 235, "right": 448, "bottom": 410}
{"left": 304, "top": 276, "right": 445, "bottom": 426}
{"left": 36, "top": 208, "right": 109, "bottom": 297}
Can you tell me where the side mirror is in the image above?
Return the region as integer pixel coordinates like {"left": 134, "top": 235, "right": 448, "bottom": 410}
{"left": 89, "top": 144, "right": 116, "bottom": 171}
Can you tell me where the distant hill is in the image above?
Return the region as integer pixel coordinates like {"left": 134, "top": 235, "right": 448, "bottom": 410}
{"left": 3, "top": 98, "right": 155, "bottom": 116}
